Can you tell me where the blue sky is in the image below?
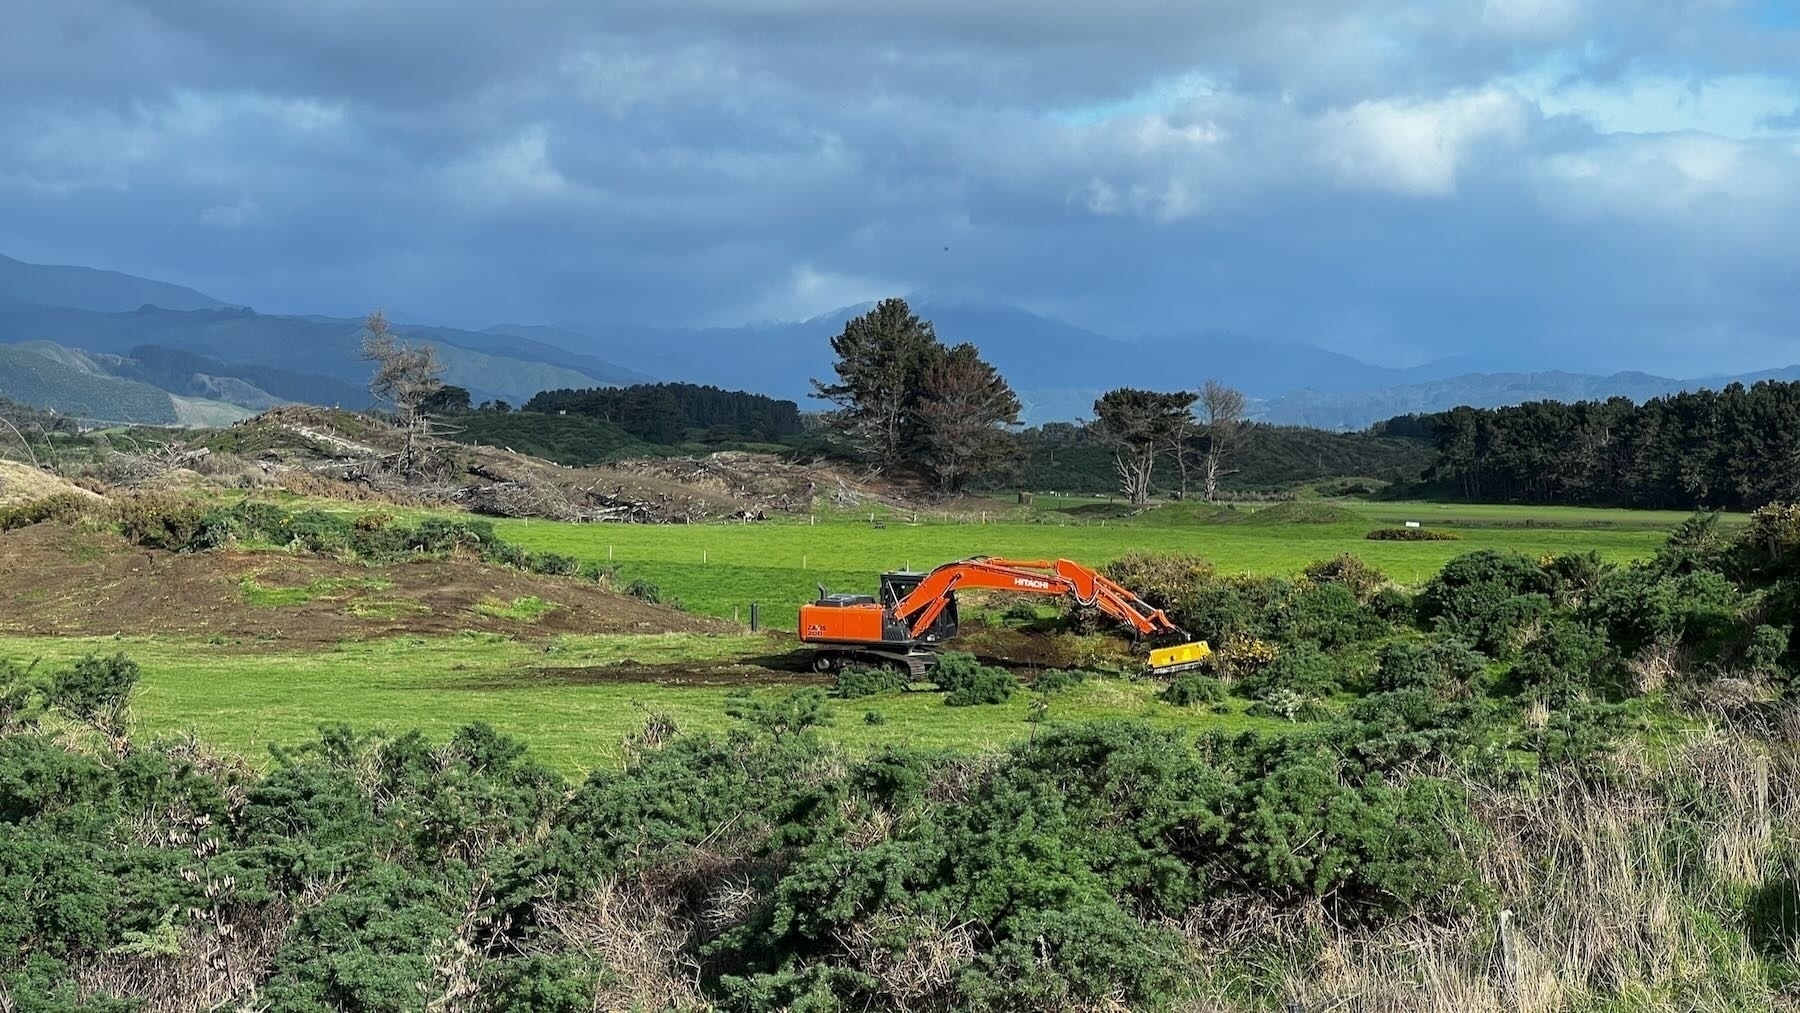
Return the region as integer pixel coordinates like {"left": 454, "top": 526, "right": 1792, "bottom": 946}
{"left": 0, "top": 0, "right": 1796, "bottom": 376}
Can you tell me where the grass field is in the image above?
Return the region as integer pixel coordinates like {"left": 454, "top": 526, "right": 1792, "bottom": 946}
{"left": 0, "top": 632, "right": 1289, "bottom": 777}
{"left": 491, "top": 499, "right": 1705, "bottom": 628}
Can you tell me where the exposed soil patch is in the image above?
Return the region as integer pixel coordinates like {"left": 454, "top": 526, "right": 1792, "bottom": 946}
{"left": 0, "top": 521, "right": 729, "bottom": 644}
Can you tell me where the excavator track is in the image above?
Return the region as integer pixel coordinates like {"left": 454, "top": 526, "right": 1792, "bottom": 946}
{"left": 808, "top": 647, "right": 936, "bottom": 680}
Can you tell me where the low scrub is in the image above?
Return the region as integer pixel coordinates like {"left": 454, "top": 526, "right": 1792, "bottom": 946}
{"left": 1031, "top": 668, "right": 1089, "bottom": 693}
{"left": 931, "top": 651, "right": 1019, "bottom": 706}
{"left": 0, "top": 492, "right": 606, "bottom": 586}
{"left": 1367, "top": 526, "right": 1463, "bottom": 541}
{"left": 835, "top": 665, "right": 909, "bottom": 699}
{"left": 1160, "top": 674, "right": 1227, "bottom": 707}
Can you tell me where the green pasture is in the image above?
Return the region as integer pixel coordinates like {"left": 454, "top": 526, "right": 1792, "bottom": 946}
{"left": 0, "top": 633, "right": 1288, "bottom": 778}
{"left": 491, "top": 499, "right": 1701, "bottom": 628}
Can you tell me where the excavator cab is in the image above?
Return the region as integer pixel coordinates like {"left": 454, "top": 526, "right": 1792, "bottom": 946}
{"left": 880, "top": 571, "right": 958, "bottom": 643}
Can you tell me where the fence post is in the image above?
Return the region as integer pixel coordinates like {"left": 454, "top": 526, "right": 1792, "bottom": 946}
{"left": 749, "top": 603, "right": 760, "bottom": 631}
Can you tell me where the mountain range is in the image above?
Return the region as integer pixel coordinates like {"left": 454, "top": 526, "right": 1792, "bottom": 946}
{"left": 1, "top": 252, "right": 1796, "bottom": 430}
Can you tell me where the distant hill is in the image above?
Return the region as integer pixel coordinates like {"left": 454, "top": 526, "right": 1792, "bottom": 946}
{"left": 1262, "top": 366, "right": 1800, "bottom": 430}
{"left": 0, "top": 342, "right": 255, "bottom": 425}
{"left": 0, "top": 301, "right": 634, "bottom": 407}
{"left": 0, "top": 253, "right": 227, "bottom": 313}
{"left": 119, "top": 345, "right": 367, "bottom": 410}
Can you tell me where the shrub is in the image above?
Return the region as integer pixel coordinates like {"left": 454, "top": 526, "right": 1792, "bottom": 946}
{"left": 1372, "top": 638, "right": 1490, "bottom": 696}
{"left": 835, "top": 666, "right": 908, "bottom": 699}
{"left": 1001, "top": 598, "right": 1040, "bottom": 623}
{"left": 1302, "top": 553, "right": 1387, "bottom": 601}
{"left": 1032, "top": 668, "right": 1088, "bottom": 693}
{"left": 1370, "top": 586, "right": 1416, "bottom": 624}
{"left": 928, "top": 652, "right": 984, "bottom": 689}
{"left": 1584, "top": 565, "right": 1751, "bottom": 661}
{"left": 1235, "top": 642, "right": 1343, "bottom": 700}
{"left": 112, "top": 493, "right": 209, "bottom": 551}
{"left": 1272, "top": 581, "right": 1391, "bottom": 649}
{"left": 1418, "top": 550, "right": 1556, "bottom": 657}
{"left": 0, "top": 492, "right": 94, "bottom": 532}
{"left": 724, "top": 688, "right": 832, "bottom": 741}
{"left": 1367, "top": 527, "right": 1461, "bottom": 541}
{"left": 624, "top": 579, "right": 663, "bottom": 604}
{"left": 45, "top": 654, "right": 140, "bottom": 731}
{"left": 1208, "top": 635, "right": 1279, "bottom": 679}
{"left": 353, "top": 512, "right": 394, "bottom": 531}
{"left": 1159, "top": 674, "right": 1226, "bottom": 707}
{"left": 945, "top": 669, "right": 1017, "bottom": 707}
{"left": 862, "top": 710, "right": 886, "bottom": 725}
{"left": 1102, "top": 551, "right": 1215, "bottom": 613}
{"left": 526, "top": 551, "right": 581, "bottom": 577}
{"left": 1746, "top": 624, "right": 1792, "bottom": 677}
{"left": 1511, "top": 618, "right": 1619, "bottom": 704}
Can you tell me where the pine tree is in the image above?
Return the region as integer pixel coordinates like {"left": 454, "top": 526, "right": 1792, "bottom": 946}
{"left": 916, "top": 343, "right": 1023, "bottom": 491}
{"left": 810, "top": 298, "right": 939, "bottom": 470}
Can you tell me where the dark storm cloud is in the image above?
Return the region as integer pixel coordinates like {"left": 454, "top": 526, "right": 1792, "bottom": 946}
{"left": 0, "top": 0, "right": 1796, "bottom": 372}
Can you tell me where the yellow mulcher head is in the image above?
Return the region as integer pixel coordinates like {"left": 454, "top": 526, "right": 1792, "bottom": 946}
{"left": 1146, "top": 640, "right": 1212, "bottom": 676}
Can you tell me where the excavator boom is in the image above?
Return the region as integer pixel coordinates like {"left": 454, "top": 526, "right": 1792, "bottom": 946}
{"left": 799, "top": 555, "right": 1211, "bottom": 676}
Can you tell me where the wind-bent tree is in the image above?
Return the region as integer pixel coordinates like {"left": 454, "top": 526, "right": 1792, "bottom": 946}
{"left": 1094, "top": 388, "right": 1197, "bottom": 504}
{"left": 916, "top": 342, "right": 1023, "bottom": 491}
{"left": 1199, "top": 379, "right": 1248, "bottom": 501}
{"left": 358, "top": 309, "right": 445, "bottom": 480}
{"left": 810, "top": 298, "right": 939, "bottom": 471}
{"left": 420, "top": 385, "right": 472, "bottom": 416}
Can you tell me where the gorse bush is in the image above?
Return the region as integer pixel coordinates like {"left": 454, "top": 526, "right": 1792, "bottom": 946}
{"left": 1366, "top": 526, "right": 1462, "bottom": 541}
{"left": 834, "top": 665, "right": 909, "bottom": 699}
{"left": 1419, "top": 550, "right": 1556, "bottom": 657}
{"left": 930, "top": 652, "right": 1018, "bottom": 706}
{"left": 1302, "top": 552, "right": 1388, "bottom": 601}
{"left": 1160, "top": 674, "right": 1227, "bottom": 707}
{"left": 1234, "top": 641, "right": 1343, "bottom": 701}
{"left": 1372, "top": 637, "right": 1490, "bottom": 696}
{"left": 944, "top": 669, "right": 1017, "bottom": 707}
{"left": 1032, "top": 668, "right": 1089, "bottom": 693}
{"left": 623, "top": 578, "right": 662, "bottom": 603}
{"left": 0, "top": 492, "right": 92, "bottom": 532}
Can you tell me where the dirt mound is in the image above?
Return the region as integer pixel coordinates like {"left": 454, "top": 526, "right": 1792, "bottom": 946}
{"left": 0, "top": 522, "right": 728, "bottom": 644}
{"left": 206, "top": 406, "right": 899, "bottom": 523}
{"left": 0, "top": 461, "right": 104, "bottom": 507}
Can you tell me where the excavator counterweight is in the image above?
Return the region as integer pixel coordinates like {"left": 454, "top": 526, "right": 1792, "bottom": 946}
{"left": 798, "top": 555, "right": 1211, "bottom": 677}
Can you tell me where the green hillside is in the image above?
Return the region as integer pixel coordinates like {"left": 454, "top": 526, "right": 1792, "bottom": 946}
{"left": 0, "top": 302, "right": 632, "bottom": 405}
{"left": 0, "top": 342, "right": 177, "bottom": 424}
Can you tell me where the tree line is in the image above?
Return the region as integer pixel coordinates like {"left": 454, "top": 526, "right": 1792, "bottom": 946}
{"left": 1388, "top": 380, "right": 1800, "bottom": 510}
{"left": 524, "top": 383, "right": 802, "bottom": 444}
{"left": 814, "top": 298, "right": 1249, "bottom": 498}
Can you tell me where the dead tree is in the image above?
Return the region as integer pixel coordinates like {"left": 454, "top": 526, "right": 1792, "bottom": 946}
{"left": 357, "top": 309, "right": 445, "bottom": 482}
{"left": 1199, "top": 379, "right": 1248, "bottom": 502}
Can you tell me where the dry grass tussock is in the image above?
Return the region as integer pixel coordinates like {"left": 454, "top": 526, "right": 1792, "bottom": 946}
{"left": 1178, "top": 725, "right": 1800, "bottom": 1012}
{"left": 0, "top": 460, "right": 104, "bottom": 506}
{"left": 531, "top": 877, "right": 709, "bottom": 1011}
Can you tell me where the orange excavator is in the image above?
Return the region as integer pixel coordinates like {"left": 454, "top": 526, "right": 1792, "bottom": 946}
{"left": 798, "top": 556, "right": 1212, "bottom": 678}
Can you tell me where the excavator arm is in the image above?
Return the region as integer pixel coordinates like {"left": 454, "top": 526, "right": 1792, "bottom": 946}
{"left": 893, "top": 557, "right": 1211, "bottom": 674}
